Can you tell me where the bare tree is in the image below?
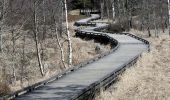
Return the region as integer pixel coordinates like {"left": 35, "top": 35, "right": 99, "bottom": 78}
{"left": 112, "top": 0, "right": 116, "bottom": 21}
{"left": 55, "top": 2, "right": 66, "bottom": 68}
{"left": 40, "top": 0, "right": 46, "bottom": 66}
{"left": 106, "top": 0, "right": 110, "bottom": 22}
{"left": 64, "top": 0, "right": 72, "bottom": 67}
{"left": 100, "top": 0, "right": 104, "bottom": 19}
{"left": 58, "top": 1, "right": 64, "bottom": 37}
{"left": 11, "top": 28, "right": 16, "bottom": 84}
{"left": 20, "top": 33, "right": 26, "bottom": 86}
{"left": 0, "top": 0, "right": 7, "bottom": 53}
{"left": 154, "top": 12, "right": 158, "bottom": 37}
{"left": 32, "top": 0, "right": 45, "bottom": 76}
{"left": 55, "top": 22, "right": 66, "bottom": 68}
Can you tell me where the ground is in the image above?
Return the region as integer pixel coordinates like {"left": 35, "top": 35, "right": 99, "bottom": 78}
{"left": 96, "top": 30, "right": 170, "bottom": 100}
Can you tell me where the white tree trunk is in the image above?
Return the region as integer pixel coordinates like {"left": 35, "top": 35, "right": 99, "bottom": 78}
{"left": 112, "top": 1, "right": 115, "bottom": 21}
{"left": 33, "top": 1, "right": 45, "bottom": 76}
{"left": 55, "top": 22, "right": 66, "bottom": 68}
{"left": 64, "top": 0, "right": 72, "bottom": 67}
{"left": 35, "top": 28, "right": 45, "bottom": 76}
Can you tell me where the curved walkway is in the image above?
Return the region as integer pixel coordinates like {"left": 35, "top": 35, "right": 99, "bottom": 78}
{"left": 6, "top": 14, "right": 149, "bottom": 100}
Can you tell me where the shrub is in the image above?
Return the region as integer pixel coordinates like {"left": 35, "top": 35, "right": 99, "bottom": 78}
{"left": 108, "top": 18, "right": 133, "bottom": 33}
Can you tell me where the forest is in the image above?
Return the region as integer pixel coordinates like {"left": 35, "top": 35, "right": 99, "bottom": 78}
{"left": 0, "top": 0, "right": 170, "bottom": 98}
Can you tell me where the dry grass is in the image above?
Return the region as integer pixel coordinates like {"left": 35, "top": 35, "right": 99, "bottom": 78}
{"left": 68, "top": 9, "right": 88, "bottom": 22}
{"left": 0, "top": 16, "right": 111, "bottom": 94}
{"left": 6, "top": 36, "right": 110, "bottom": 92}
{"left": 0, "top": 83, "right": 11, "bottom": 96}
{"left": 68, "top": 14, "right": 87, "bottom": 22}
{"left": 72, "top": 38, "right": 110, "bottom": 65}
{"left": 96, "top": 31, "right": 170, "bottom": 100}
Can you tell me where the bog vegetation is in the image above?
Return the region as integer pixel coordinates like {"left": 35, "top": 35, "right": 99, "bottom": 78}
{"left": 0, "top": 0, "right": 170, "bottom": 97}
{"left": 96, "top": 31, "right": 170, "bottom": 100}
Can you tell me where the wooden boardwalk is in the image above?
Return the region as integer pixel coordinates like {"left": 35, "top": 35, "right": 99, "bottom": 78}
{"left": 1, "top": 14, "right": 149, "bottom": 100}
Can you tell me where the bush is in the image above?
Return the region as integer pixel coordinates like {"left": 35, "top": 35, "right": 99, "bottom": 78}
{"left": 108, "top": 23, "right": 126, "bottom": 33}
{"left": 108, "top": 18, "right": 133, "bottom": 33}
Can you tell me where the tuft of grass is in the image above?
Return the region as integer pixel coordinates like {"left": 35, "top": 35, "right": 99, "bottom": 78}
{"left": 0, "top": 82, "right": 11, "bottom": 96}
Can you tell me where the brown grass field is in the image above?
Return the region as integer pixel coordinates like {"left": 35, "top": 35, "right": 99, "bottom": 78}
{"left": 96, "top": 30, "right": 170, "bottom": 100}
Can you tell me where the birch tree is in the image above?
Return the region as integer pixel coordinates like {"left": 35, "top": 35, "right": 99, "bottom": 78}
{"left": 112, "top": 0, "right": 116, "bottom": 21}
{"left": 50, "top": 1, "right": 66, "bottom": 69}
{"left": 32, "top": 0, "right": 45, "bottom": 76}
{"left": 55, "top": 22, "right": 66, "bottom": 68}
{"left": 64, "top": 0, "right": 72, "bottom": 67}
